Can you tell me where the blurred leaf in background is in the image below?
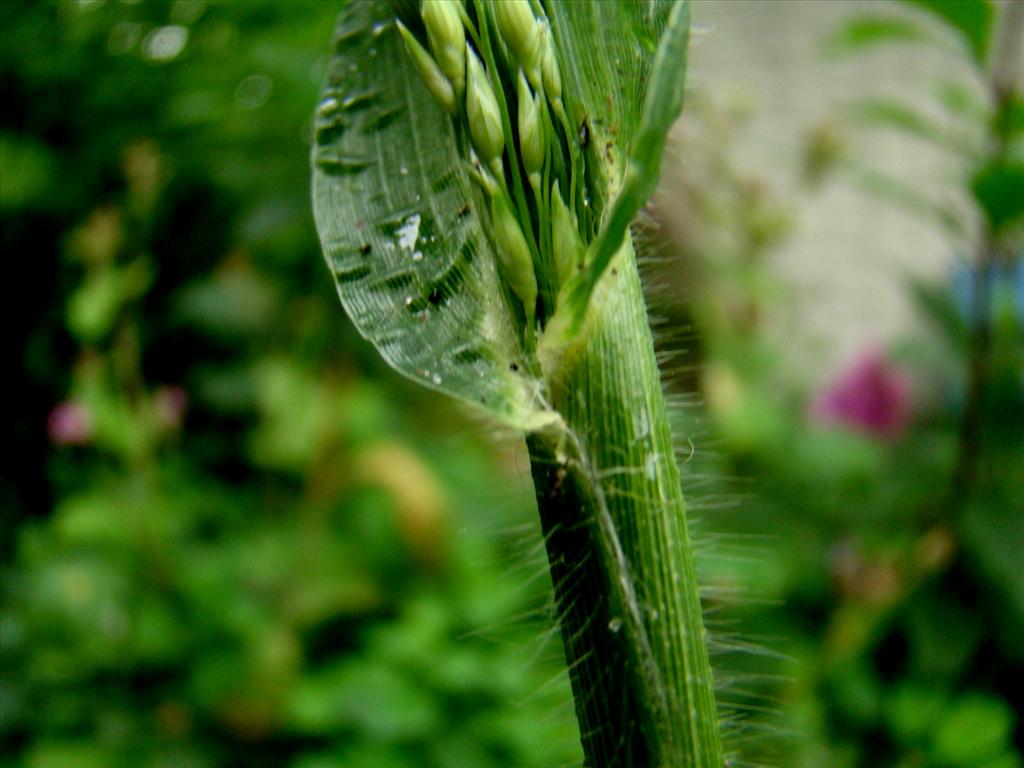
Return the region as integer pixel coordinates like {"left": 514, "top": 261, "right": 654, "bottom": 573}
{"left": 657, "top": 1, "right": 1022, "bottom": 766}
{"left": 2, "top": 2, "right": 579, "bottom": 766}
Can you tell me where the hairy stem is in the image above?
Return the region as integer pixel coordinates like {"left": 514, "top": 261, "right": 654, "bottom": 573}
{"left": 312, "top": 2, "right": 722, "bottom": 762}
{"left": 529, "top": 236, "right": 722, "bottom": 768}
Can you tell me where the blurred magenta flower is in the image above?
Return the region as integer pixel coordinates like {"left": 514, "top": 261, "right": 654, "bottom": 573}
{"left": 154, "top": 385, "right": 188, "bottom": 430}
{"left": 812, "top": 348, "right": 912, "bottom": 441}
{"left": 47, "top": 401, "right": 94, "bottom": 446}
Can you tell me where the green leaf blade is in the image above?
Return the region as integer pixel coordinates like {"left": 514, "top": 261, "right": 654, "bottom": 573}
{"left": 547, "top": 0, "right": 690, "bottom": 337}
{"left": 543, "top": 0, "right": 673, "bottom": 163}
{"left": 312, "top": 2, "right": 546, "bottom": 428}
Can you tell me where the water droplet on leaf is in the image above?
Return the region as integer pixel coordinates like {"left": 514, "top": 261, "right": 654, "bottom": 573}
{"left": 396, "top": 213, "right": 421, "bottom": 251}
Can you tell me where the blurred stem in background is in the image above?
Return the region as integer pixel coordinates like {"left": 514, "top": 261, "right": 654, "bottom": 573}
{"left": 953, "top": 0, "right": 1023, "bottom": 508}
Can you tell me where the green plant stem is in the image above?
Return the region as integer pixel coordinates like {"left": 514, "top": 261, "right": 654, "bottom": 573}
{"left": 528, "top": 236, "right": 722, "bottom": 768}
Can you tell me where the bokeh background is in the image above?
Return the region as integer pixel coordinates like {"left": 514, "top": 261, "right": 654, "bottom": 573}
{"left": 3, "top": 1, "right": 1022, "bottom": 767}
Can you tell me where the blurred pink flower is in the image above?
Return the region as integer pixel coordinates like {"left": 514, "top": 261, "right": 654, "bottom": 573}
{"left": 47, "top": 401, "right": 94, "bottom": 446}
{"left": 812, "top": 348, "right": 912, "bottom": 441}
{"left": 154, "top": 385, "right": 188, "bottom": 429}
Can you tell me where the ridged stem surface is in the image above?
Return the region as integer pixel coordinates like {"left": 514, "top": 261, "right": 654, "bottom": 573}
{"left": 529, "top": 236, "right": 721, "bottom": 767}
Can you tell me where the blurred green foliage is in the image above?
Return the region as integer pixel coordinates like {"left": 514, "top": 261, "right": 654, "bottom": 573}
{"left": 3, "top": 1, "right": 1022, "bottom": 767}
{"left": 666, "top": 1, "right": 1023, "bottom": 766}
{"left": 2, "top": 1, "right": 579, "bottom": 766}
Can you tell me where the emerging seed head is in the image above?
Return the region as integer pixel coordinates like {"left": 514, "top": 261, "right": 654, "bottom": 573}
{"left": 494, "top": 0, "right": 542, "bottom": 88}
{"left": 421, "top": 0, "right": 465, "bottom": 96}
{"left": 397, "top": 20, "right": 456, "bottom": 113}
{"left": 490, "top": 191, "right": 538, "bottom": 316}
{"left": 466, "top": 48, "right": 505, "bottom": 167}
{"left": 550, "top": 180, "right": 582, "bottom": 285}
{"left": 516, "top": 71, "right": 543, "bottom": 188}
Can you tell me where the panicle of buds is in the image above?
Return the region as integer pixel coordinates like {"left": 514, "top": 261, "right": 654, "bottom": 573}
{"left": 466, "top": 48, "right": 505, "bottom": 171}
{"left": 396, "top": 2, "right": 579, "bottom": 333}
{"left": 421, "top": 0, "right": 466, "bottom": 97}
{"left": 490, "top": 191, "right": 538, "bottom": 318}
{"left": 550, "top": 180, "right": 582, "bottom": 285}
{"left": 397, "top": 20, "right": 456, "bottom": 113}
{"left": 494, "top": 0, "right": 543, "bottom": 88}
{"left": 516, "top": 72, "right": 543, "bottom": 189}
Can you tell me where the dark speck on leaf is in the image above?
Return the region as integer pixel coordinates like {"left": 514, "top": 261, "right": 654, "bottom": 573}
{"left": 428, "top": 288, "right": 442, "bottom": 305}
{"left": 359, "top": 243, "right": 372, "bottom": 256}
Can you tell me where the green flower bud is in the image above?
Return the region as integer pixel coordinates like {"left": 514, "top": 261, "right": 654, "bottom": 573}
{"left": 540, "top": 21, "right": 561, "bottom": 102}
{"left": 516, "top": 71, "right": 543, "bottom": 188}
{"left": 550, "top": 180, "right": 582, "bottom": 285}
{"left": 494, "top": 0, "right": 542, "bottom": 87}
{"left": 397, "top": 21, "right": 456, "bottom": 113}
{"left": 466, "top": 48, "right": 505, "bottom": 167}
{"left": 421, "top": 0, "right": 465, "bottom": 97}
{"left": 491, "top": 191, "right": 538, "bottom": 316}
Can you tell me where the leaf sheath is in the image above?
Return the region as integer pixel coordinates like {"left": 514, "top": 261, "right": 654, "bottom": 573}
{"left": 530, "top": 236, "right": 722, "bottom": 768}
